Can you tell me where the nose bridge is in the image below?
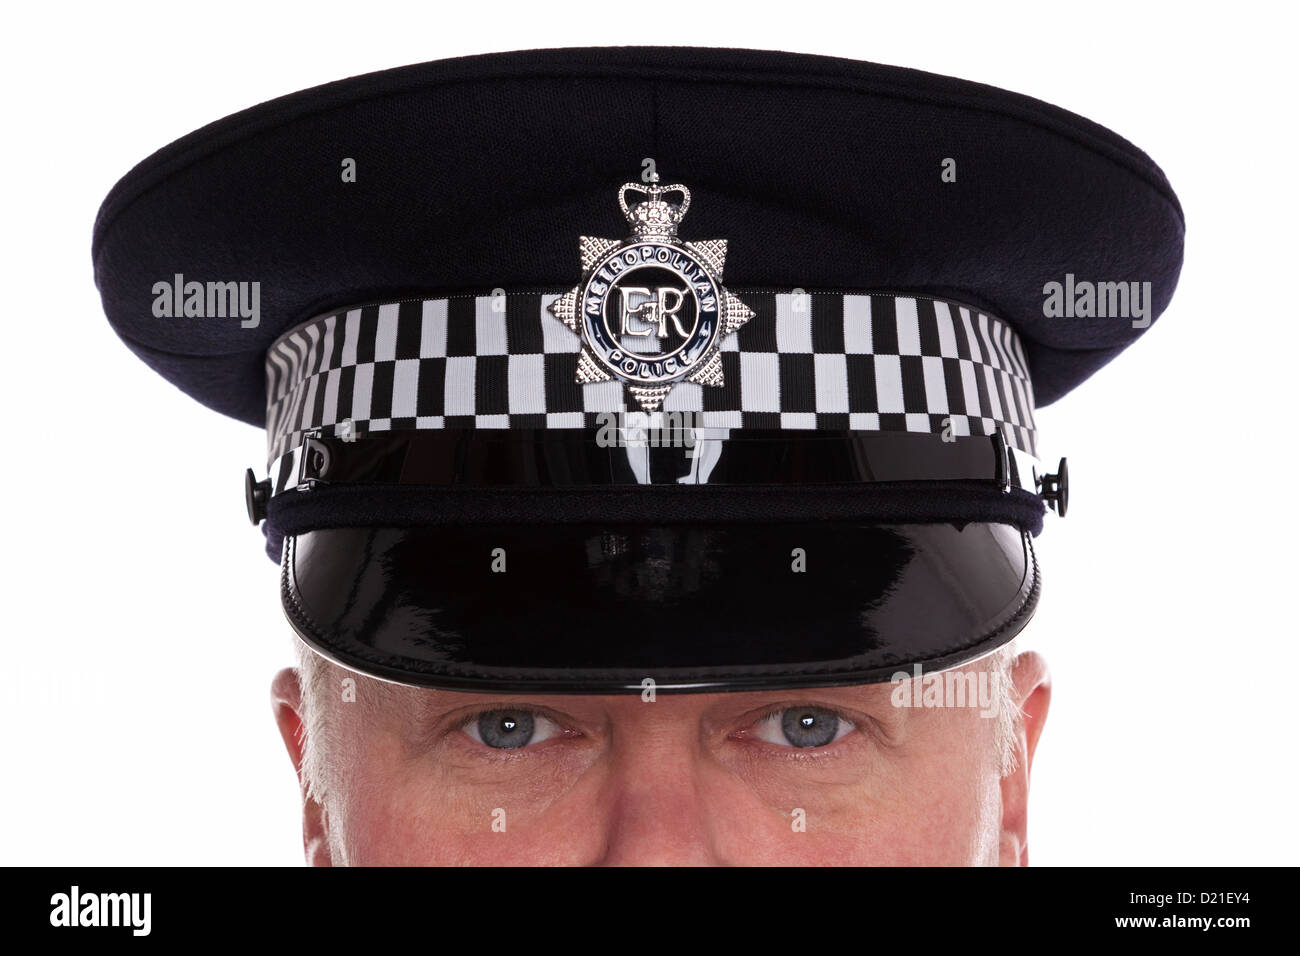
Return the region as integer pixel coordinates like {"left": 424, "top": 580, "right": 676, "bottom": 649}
{"left": 592, "top": 718, "right": 721, "bottom": 866}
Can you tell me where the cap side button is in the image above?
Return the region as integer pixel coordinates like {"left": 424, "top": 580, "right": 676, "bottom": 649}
{"left": 1040, "top": 457, "right": 1069, "bottom": 517}
{"left": 245, "top": 468, "right": 271, "bottom": 525}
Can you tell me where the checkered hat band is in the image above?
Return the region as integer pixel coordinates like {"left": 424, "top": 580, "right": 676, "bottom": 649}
{"left": 265, "top": 291, "right": 1037, "bottom": 466}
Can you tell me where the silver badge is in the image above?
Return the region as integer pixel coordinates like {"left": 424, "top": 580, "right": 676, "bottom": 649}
{"left": 548, "top": 175, "right": 755, "bottom": 412}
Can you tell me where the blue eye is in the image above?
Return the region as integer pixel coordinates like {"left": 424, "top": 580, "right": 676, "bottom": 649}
{"left": 462, "top": 710, "right": 562, "bottom": 750}
{"left": 752, "top": 707, "right": 854, "bottom": 749}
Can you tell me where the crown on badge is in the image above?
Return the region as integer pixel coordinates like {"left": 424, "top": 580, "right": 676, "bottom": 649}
{"left": 618, "top": 174, "right": 691, "bottom": 238}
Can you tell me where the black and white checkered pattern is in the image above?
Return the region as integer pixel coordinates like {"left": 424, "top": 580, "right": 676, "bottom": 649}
{"left": 265, "top": 292, "right": 1037, "bottom": 465}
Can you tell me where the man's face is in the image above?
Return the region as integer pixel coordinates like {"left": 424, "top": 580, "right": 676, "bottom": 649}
{"left": 271, "top": 652, "right": 1049, "bottom": 866}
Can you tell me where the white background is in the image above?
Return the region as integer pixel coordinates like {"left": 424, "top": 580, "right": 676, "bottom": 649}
{"left": 1, "top": 1, "right": 1295, "bottom": 866}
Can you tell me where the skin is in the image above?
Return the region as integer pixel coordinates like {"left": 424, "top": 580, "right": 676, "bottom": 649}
{"left": 271, "top": 652, "right": 1049, "bottom": 866}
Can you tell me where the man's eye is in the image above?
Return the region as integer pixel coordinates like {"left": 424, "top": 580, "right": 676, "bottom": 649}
{"left": 461, "top": 710, "right": 563, "bottom": 750}
{"left": 751, "top": 707, "right": 854, "bottom": 749}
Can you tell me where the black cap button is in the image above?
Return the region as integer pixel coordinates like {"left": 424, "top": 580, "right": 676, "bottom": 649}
{"left": 1040, "top": 457, "right": 1069, "bottom": 517}
{"left": 245, "top": 468, "right": 271, "bottom": 525}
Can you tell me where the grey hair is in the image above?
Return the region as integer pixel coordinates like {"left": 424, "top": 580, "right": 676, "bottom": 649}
{"left": 989, "top": 642, "right": 1023, "bottom": 777}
